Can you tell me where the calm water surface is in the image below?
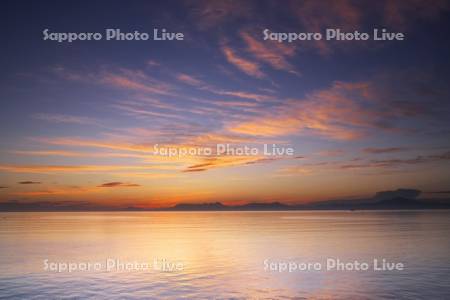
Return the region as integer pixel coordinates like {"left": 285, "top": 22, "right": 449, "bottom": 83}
{"left": 0, "top": 211, "right": 449, "bottom": 299}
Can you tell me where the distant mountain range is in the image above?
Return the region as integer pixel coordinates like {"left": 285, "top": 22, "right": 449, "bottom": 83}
{"left": 1, "top": 189, "right": 449, "bottom": 211}
{"left": 158, "top": 198, "right": 450, "bottom": 211}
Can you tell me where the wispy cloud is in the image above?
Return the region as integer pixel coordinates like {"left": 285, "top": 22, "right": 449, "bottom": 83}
{"left": 277, "top": 150, "right": 450, "bottom": 176}
{"left": 276, "top": 165, "right": 314, "bottom": 176}
{"left": 226, "top": 74, "right": 444, "bottom": 141}
{"left": 182, "top": 155, "right": 270, "bottom": 172}
{"left": 11, "top": 186, "right": 99, "bottom": 197}
{"left": 209, "top": 89, "right": 272, "bottom": 102}
{"left": 318, "top": 149, "right": 344, "bottom": 157}
{"left": 186, "top": 0, "right": 253, "bottom": 29}
{"left": 240, "top": 32, "right": 299, "bottom": 75}
{"left": 13, "top": 149, "right": 158, "bottom": 160}
{"left": 33, "top": 137, "right": 154, "bottom": 153}
{"left": 338, "top": 152, "right": 450, "bottom": 170}
{"left": 222, "top": 46, "right": 266, "bottom": 78}
{"left": 100, "top": 69, "right": 175, "bottom": 96}
{"left": 292, "top": 0, "right": 361, "bottom": 55}
{"left": 175, "top": 71, "right": 274, "bottom": 103}
{"left": 363, "top": 147, "right": 408, "bottom": 154}
{"left": 228, "top": 81, "right": 374, "bottom": 140}
{"left": 0, "top": 164, "right": 178, "bottom": 174}
{"left": 54, "top": 66, "right": 177, "bottom": 97}
{"left": 112, "top": 103, "right": 185, "bottom": 120}
{"left": 176, "top": 73, "right": 205, "bottom": 86}
{"left": 18, "top": 181, "right": 41, "bottom": 185}
{"left": 383, "top": 1, "right": 450, "bottom": 30}
{"left": 33, "top": 113, "right": 100, "bottom": 126}
{"left": 97, "top": 182, "right": 141, "bottom": 188}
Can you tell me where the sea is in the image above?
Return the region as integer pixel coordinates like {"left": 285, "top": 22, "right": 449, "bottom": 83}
{"left": 0, "top": 211, "right": 449, "bottom": 299}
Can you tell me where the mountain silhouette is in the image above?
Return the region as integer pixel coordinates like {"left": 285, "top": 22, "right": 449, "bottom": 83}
{"left": 1, "top": 189, "right": 449, "bottom": 211}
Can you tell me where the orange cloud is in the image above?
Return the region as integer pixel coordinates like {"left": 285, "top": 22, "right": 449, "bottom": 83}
{"left": 0, "top": 164, "right": 178, "bottom": 174}
{"left": 13, "top": 150, "right": 155, "bottom": 159}
{"left": 182, "top": 155, "right": 270, "bottom": 172}
{"left": 240, "top": 32, "right": 298, "bottom": 74}
{"left": 230, "top": 117, "right": 303, "bottom": 137}
{"left": 190, "top": 133, "right": 253, "bottom": 145}
{"left": 222, "top": 46, "right": 265, "bottom": 78}
{"left": 227, "top": 81, "right": 380, "bottom": 140}
{"left": 11, "top": 186, "right": 101, "bottom": 197}
{"left": 101, "top": 69, "right": 174, "bottom": 95}
{"left": 33, "top": 137, "right": 154, "bottom": 153}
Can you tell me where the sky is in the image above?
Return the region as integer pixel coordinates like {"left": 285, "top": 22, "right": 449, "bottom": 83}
{"left": 1, "top": 0, "right": 450, "bottom": 208}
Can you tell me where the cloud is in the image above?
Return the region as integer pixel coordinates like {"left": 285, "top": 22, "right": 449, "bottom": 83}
{"left": 112, "top": 103, "right": 185, "bottom": 120}
{"left": 33, "top": 113, "right": 100, "bottom": 126}
{"left": 383, "top": 0, "right": 450, "bottom": 30}
{"left": 174, "top": 71, "right": 274, "bottom": 103}
{"left": 240, "top": 32, "right": 298, "bottom": 74}
{"left": 227, "top": 71, "right": 449, "bottom": 140}
{"left": 176, "top": 73, "right": 205, "bottom": 86}
{"left": 11, "top": 186, "right": 100, "bottom": 197}
{"left": 373, "top": 189, "right": 421, "bottom": 201}
{"left": 183, "top": 168, "right": 208, "bottom": 173}
{"left": 54, "top": 67, "right": 175, "bottom": 97}
{"left": 186, "top": 0, "right": 253, "bottom": 29}
{"left": 100, "top": 69, "right": 175, "bottom": 96}
{"left": 276, "top": 165, "right": 314, "bottom": 176}
{"left": 363, "top": 147, "right": 408, "bottom": 154}
{"left": 147, "top": 60, "right": 161, "bottom": 67}
{"left": 182, "top": 154, "right": 275, "bottom": 172}
{"left": 222, "top": 46, "right": 265, "bottom": 78}
{"left": 339, "top": 151, "right": 450, "bottom": 170}
{"left": 54, "top": 66, "right": 178, "bottom": 97}
{"left": 289, "top": 0, "right": 450, "bottom": 55}
{"left": 0, "top": 164, "right": 178, "bottom": 174}
{"left": 191, "top": 133, "right": 253, "bottom": 145}
{"left": 318, "top": 149, "right": 344, "bottom": 157}
{"left": 14, "top": 150, "right": 83, "bottom": 157}
{"left": 293, "top": 0, "right": 361, "bottom": 31}
{"left": 291, "top": 0, "right": 361, "bottom": 55}
{"left": 33, "top": 137, "right": 154, "bottom": 153}
{"left": 115, "top": 173, "right": 180, "bottom": 179}
{"left": 18, "top": 181, "right": 41, "bottom": 185}
{"left": 227, "top": 81, "right": 375, "bottom": 140}
{"left": 278, "top": 150, "right": 450, "bottom": 176}
{"left": 426, "top": 190, "right": 450, "bottom": 194}
{"left": 229, "top": 116, "right": 304, "bottom": 138}
{"left": 97, "top": 182, "right": 141, "bottom": 188}
{"left": 27, "top": 134, "right": 276, "bottom": 173}
{"left": 209, "top": 89, "right": 272, "bottom": 102}
{"left": 0, "top": 200, "right": 100, "bottom": 211}
{"left": 12, "top": 150, "right": 160, "bottom": 161}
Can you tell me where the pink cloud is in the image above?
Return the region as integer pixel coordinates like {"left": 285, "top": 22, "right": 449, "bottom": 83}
{"left": 222, "top": 46, "right": 266, "bottom": 78}
{"left": 240, "top": 32, "right": 298, "bottom": 75}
